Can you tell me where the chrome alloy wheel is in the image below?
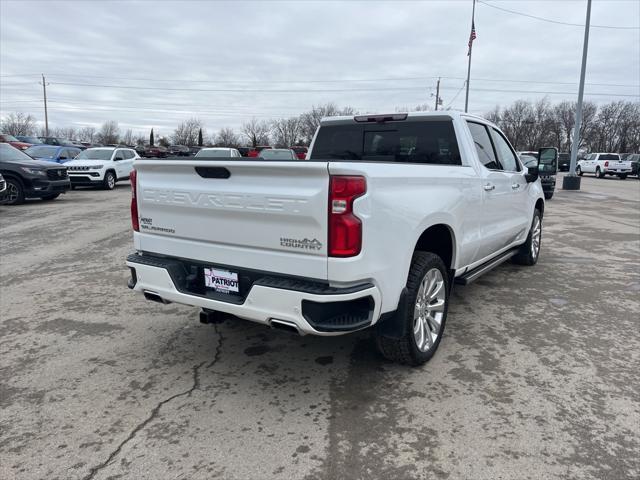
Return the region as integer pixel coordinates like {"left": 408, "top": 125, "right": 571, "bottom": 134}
{"left": 6, "top": 182, "right": 19, "bottom": 203}
{"left": 531, "top": 215, "right": 542, "bottom": 259}
{"left": 413, "top": 268, "right": 446, "bottom": 352}
{"left": 107, "top": 173, "right": 115, "bottom": 189}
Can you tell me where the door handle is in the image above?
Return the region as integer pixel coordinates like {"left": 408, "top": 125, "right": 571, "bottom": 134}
{"left": 511, "top": 183, "right": 521, "bottom": 189}
{"left": 483, "top": 183, "right": 495, "bottom": 191}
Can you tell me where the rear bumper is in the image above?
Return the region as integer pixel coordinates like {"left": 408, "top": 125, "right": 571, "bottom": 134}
{"left": 126, "top": 253, "right": 381, "bottom": 336}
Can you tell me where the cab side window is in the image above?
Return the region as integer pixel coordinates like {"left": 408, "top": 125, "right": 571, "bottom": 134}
{"left": 467, "top": 121, "right": 500, "bottom": 170}
{"left": 114, "top": 150, "right": 125, "bottom": 160}
{"left": 491, "top": 129, "right": 520, "bottom": 172}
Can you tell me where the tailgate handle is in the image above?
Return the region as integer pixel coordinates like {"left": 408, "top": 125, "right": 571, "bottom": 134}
{"left": 195, "top": 166, "right": 231, "bottom": 179}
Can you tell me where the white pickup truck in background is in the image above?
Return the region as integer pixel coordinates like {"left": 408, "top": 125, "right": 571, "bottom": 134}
{"left": 126, "top": 112, "right": 550, "bottom": 366}
{"left": 576, "top": 152, "right": 625, "bottom": 179}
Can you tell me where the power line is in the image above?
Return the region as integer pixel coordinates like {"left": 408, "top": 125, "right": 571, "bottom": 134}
{"left": 1, "top": 72, "right": 638, "bottom": 88}
{"left": 478, "top": 0, "right": 640, "bottom": 30}
{"left": 39, "top": 81, "right": 640, "bottom": 97}
{"left": 445, "top": 82, "right": 467, "bottom": 109}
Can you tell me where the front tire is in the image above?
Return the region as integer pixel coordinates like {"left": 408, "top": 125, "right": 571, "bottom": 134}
{"left": 4, "top": 177, "right": 25, "bottom": 205}
{"left": 513, "top": 208, "right": 542, "bottom": 266}
{"left": 576, "top": 166, "right": 583, "bottom": 176}
{"left": 103, "top": 171, "right": 116, "bottom": 190}
{"left": 376, "top": 252, "right": 449, "bottom": 366}
{"left": 544, "top": 191, "right": 554, "bottom": 200}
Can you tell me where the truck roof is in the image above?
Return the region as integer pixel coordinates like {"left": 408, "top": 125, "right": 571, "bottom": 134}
{"left": 320, "top": 110, "right": 496, "bottom": 127}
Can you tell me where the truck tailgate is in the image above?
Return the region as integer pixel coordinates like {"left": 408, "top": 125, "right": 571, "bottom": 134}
{"left": 134, "top": 159, "right": 330, "bottom": 279}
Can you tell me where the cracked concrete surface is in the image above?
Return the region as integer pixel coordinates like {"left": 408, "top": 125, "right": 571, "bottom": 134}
{"left": 1, "top": 175, "right": 638, "bottom": 479}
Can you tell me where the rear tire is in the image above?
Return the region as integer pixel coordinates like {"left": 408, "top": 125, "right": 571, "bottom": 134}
{"left": 4, "top": 177, "right": 25, "bottom": 205}
{"left": 619, "top": 174, "right": 627, "bottom": 180}
{"left": 513, "top": 209, "right": 542, "bottom": 266}
{"left": 375, "top": 252, "right": 449, "bottom": 366}
{"left": 596, "top": 167, "right": 605, "bottom": 178}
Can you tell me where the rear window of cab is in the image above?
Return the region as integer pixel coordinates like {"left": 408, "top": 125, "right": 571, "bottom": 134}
{"left": 309, "top": 120, "right": 461, "bottom": 165}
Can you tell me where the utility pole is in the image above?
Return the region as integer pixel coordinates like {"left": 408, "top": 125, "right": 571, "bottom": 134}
{"left": 434, "top": 78, "right": 441, "bottom": 111}
{"left": 563, "top": 0, "right": 591, "bottom": 191}
{"left": 41, "top": 74, "right": 49, "bottom": 136}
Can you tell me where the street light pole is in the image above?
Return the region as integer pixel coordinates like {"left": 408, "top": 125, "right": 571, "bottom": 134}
{"left": 563, "top": 0, "right": 592, "bottom": 191}
{"left": 41, "top": 74, "right": 49, "bottom": 136}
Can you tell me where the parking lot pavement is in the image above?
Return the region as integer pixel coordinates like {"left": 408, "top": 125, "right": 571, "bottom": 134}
{"left": 1, "top": 176, "right": 638, "bottom": 480}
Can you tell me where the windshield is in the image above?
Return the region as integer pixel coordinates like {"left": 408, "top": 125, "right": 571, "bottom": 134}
{"left": 195, "top": 149, "right": 234, "bottom": 158}
{"left": 520, "top": 155, "right": 537, "bottom": 168}
{"left": 559, "top": 153, "right": 570, "bottom": 161}
{"left": 309, "top": 120, "right": 461, "bottom": 165}
{"left": 19, "top": 136, "right": 42, "bottom": 143}
{"left": 259, "top": 149, "right": 296, "bottom": 160}
{"left": 76, "top": 149, "right": 114, "bottom": 160}
{"left": 291, "top": 147, "right": 308, "bottom": 153}
{"left": 25, "top": 145, "right": 58, "bottom": 157}
{"left": 0, "top": 143, "right": 38, "bottom": 162}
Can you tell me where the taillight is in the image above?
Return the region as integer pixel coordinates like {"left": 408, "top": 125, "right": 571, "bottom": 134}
{"left": 130, "top": 169, "right": 139, "bottom": 232}
{"left": 328, "top": 175, "right": 366, "bottom": 257}
{"left": 604, "top": 161, "right": 609, "bottom": 167}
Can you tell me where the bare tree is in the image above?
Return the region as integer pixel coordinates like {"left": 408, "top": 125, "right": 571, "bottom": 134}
{"left": 0, "top": 112, "right": 37, "bottom": 136}
{"left": 78, "top": 126, "right": 96, "bottom": 143}
{"left": 241, "top": 117, "right": 270, "bottom": 147}
{"left": 271, "top": 117, "right": 301, "bottom": 147}
{"left": 172, "top": 118, "right": 205, "bottom": 146}
{"left": 214, "top": 127, "right": 240, "bottom": 147}
{"left": 395, "top": 103, "right": 431, "bottom": 113}
{"left": 96, "top": 121, "right": 120, "bottom": 144}
{"left": 54, "top": 127, "right": 77, "bottom": 141}
{"left": 122, "top": 129, "right": 134, "bottom": 146}
{"left": 299, "top": 103, "right": 355, "bottom": 144}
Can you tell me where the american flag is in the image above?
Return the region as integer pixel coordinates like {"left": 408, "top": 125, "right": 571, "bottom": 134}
{"left": 467, "top": 21, "right": 477, "bottom": 56}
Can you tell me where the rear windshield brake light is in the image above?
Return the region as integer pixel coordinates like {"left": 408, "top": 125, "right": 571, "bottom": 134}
{"left": 354, "top": 113, "right": 408, "bottom": 123}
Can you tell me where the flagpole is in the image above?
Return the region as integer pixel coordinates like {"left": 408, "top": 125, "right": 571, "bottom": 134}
{"left": 464, "top": 0, "right": 476, "bottom": 113}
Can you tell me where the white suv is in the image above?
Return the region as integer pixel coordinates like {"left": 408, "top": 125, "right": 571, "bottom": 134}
{"left": 65, "top": 147, "right": 138, "bottom": 189}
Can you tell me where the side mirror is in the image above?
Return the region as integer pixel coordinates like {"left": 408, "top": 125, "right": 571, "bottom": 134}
{"left": 525, "top": 166, "right": 539, "bottom": 183}
{"left": 538, "top": 147, "right": 558, "bottom": 174}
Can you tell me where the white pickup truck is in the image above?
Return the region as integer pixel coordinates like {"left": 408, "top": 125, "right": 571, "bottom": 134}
{"left": 126, "top": 112, "right": 551, "bottom": 365}
{"left": 576, "top": 152, "right": 627, "bottom": 179}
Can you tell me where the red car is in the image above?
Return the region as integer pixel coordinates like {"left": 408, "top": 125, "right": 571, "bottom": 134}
{"left": 247, "top": 145, "right": 272, "bottom": 158}
{"left": 290, "top": 146, "right": 308, "bottom": 160}
{"left": 0, "top": 133, "right": 32, "bottom": 151}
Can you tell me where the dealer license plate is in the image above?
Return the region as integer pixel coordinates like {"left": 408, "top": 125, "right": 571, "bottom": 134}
{"left": 204, "top": 267, "right": 239, "bottom": 294}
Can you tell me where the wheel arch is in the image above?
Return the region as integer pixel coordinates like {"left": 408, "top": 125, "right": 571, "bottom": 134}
{"left": 413, "top": 223, "right": 456, "bottom": 271}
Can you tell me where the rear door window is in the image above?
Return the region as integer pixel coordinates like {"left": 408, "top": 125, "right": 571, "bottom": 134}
{"left": 309, "top": 120, "right": 461, "bottom": 165}
{"left": 467, "top": 121, "right": 500, "bottom": 170}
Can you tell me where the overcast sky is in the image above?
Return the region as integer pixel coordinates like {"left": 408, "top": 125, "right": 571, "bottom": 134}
{"left": 1, "top": 0, "right": 638, "bottom": 139}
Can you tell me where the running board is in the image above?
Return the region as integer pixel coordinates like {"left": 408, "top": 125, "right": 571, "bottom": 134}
{"left": 455, "top": 249, "right": 519, "bottom": 285}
